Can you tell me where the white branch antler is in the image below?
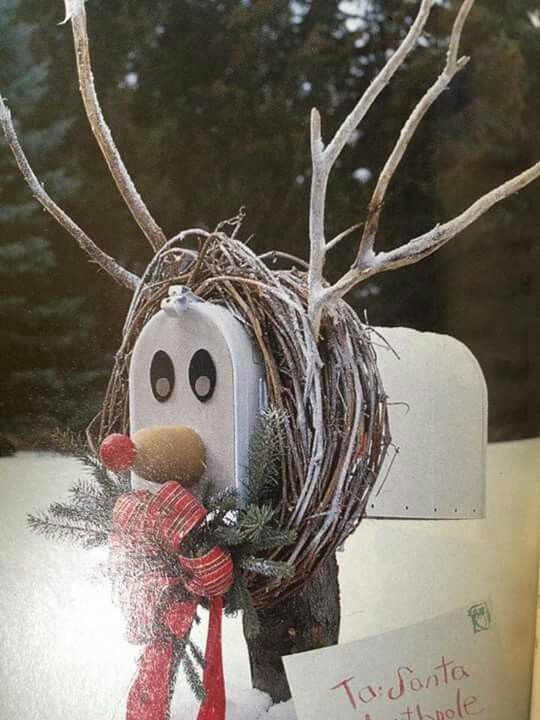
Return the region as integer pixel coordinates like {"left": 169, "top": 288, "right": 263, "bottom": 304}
{"left": 307, "top": 0, "right": 540, "bottom": 337}
{"left": 62, "top": 0, "right": 86, "bottom": 23}
{"left": 0, "top": 95, "right": 139, "bottom": 291}
{"left": 329, "top": 158, "right": 540, "bottom": 299}
{"left": 356, "top": 0, "right": 474, "bottom": 266}
{"left": 66, "top": 0, "right": 167, "bottom": 251}
{"left": 308, "top": 0, "right": 434, "bottom": 333}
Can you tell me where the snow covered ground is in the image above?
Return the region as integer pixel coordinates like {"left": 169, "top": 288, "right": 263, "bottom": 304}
{"left": 0, "top": 452, "right": 295, "bottom": 720}
{"left": 0, "top": 441, "right": 539, "bottom": 720}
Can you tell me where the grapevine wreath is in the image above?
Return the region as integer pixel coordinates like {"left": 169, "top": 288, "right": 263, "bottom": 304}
{"left": 89, "top": 223, "right": 390, "bottom": 609}
{"left": 29, "top": 222, "right": 390, "bottom": 717}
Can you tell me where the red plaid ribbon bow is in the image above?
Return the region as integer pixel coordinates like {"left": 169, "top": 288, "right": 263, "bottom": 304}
{"left": 109, "top": 481, "right": 234, "bottom": 720}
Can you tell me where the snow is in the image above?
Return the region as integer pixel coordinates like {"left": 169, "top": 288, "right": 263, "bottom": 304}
{"left": 62, "top": 0, "right": 86, "bottom": 24}
{"left": 0, "top": 452, "right": 296, "bottom": 720}
{"left": 1, "top": 444, "right": 539, "bottom": 719}
{"left": 173, "top": 686, "right": 294, "bottom": 720}
{"left": 265, "top": 701, "right": 296, "bottom": 719}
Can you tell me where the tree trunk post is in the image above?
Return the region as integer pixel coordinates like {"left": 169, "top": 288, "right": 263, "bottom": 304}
{"left": 246, "top": 554, "right": 341, "bottom": 703}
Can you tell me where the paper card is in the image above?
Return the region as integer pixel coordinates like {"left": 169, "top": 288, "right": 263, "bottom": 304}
{"left": 529, "top": 567, "right": 540, "bottom": 719}
{"left": 365, "top": 327, "right": 487, "bottom": 520}
{"left": 284, "top": 603, "right": 511, "bottom": 720}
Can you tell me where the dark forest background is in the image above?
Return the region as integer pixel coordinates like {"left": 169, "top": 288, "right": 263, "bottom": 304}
{"left": 1, "top": 0, "right": 539, "bottom": 450}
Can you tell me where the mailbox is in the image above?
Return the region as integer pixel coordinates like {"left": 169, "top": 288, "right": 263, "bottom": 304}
{"left": 130, "top": 293, "right": 487, "bottom": 519}
{"left": 129, "top": 285, "right": 267, "bottom": 494}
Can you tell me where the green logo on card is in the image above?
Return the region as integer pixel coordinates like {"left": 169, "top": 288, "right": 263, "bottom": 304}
{"left": 468, "top": 602, "right": 491, "bottom": 633}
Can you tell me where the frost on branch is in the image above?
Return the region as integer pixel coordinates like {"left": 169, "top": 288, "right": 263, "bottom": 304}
{"left": 306, "top": 0, "right": 540, "bottom": 338}
{"left": 61, "top": 0, "right": 87, "bottom": 24}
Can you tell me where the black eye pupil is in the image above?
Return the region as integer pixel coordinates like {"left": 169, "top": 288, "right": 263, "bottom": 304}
{"left": 189, "top": 349, "right": 216, "bottom": 402}
{"left": 150, "top": 350, "right": 175, "bottom": 402}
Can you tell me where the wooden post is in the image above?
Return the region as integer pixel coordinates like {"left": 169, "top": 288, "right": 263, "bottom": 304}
{"left": 245, "top": 554, "right": 340, "bottom": 703}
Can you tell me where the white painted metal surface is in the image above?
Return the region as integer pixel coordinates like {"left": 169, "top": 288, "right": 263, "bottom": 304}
{"left": 366, "top": 326, "right": 487, "bottom": 519}
{"left": 129, "top": 287, "right": 266, "bottom": 495}
{"left": 130, "top": 296, "right": 487, "bottom": 518}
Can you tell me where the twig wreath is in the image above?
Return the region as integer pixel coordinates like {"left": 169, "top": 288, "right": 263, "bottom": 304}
{"left": 87, "top": 219, "right": 390, "bottom": 608}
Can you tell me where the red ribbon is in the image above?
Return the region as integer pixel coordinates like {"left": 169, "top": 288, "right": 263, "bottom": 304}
{"left": 109, "top": 481, "right": 234, "bottom": 720}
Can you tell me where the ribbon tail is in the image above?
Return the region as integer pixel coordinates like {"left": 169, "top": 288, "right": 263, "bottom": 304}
{"left": 197, "top": 596, "right": 226, "bottom": 720}
{"left": 127, "top": 640, "right": 175, "bottom": 720}
{"left": 127, "top": 600, "right": 199, "bottom": 720}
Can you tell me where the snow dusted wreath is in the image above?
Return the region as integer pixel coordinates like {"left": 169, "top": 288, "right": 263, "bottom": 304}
{"left": 91, "top": 227, "right": 390, "bottom": 607}
{"left": 3, "top": 0, "right": 540, "bottom": 714}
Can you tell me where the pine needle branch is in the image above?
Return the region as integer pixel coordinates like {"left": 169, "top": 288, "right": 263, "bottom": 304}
{"left": 238, "top": 504, "right": 277, "bottom": 542}
{"left": 27, "top": 511, "right": 108, "bottom": 547}
{"left": 206, "top": 486, "right": 239, "bottom": 515}
{"left": 241, "top": 557, "right": 295, "bottom": 578}
{"left": 225, "top": 574, "right": 261, "bottom": 639}
{"left": 212, "top": 525, "right": 243, "bottom": 546}
{"left": 188, "top": 640, "right": 205, "bottom": 669}
{"left": 27, "top": 441, "right": 127, "bottom": 547}
{"left": 246, "top": 526, "right": 297, "bottom": 551}
{"left": 243, "top": 408, "right": 287, "bottom": 506}
{"left": 182, "top": 649, "right": 206, "bottom": 703}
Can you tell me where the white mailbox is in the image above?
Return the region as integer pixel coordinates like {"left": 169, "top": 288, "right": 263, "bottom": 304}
{"left": 129, "top": 293, "right": 487, "bottom": 519}
{"left": 129, "top": 286, "right": 266, "bottom": 494}
{"left": 366, "top": 326, "right": 488, "bottom": 519}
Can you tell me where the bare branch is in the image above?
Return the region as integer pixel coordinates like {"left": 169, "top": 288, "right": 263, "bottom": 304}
{"left": 308, "top": 0, "right": 435, "bottom": 336}
{"left": 326, "top": 222, "right": 364, "bottom": 252}
{"left": 68, "top": 3, "right": 166, "bottom": 251}
{"left": 307, "top": 107, "right": 326, "bottom": 307}
{"left": 61, "top": 0, "right": 86, "bottom": 24}
{"left": 259, "top": 250, "right": 309, "bottom": 269}
{"left": 0, "top": 96, "right": 139, "bottom": 291}
{"left": 356, "top": 0, "right": 474, "bottom": 265}
{"left": 306, "top": 0, "right": 540, "bottom": 338}
{"left": 375, "top": 160, "right": 540, "bottom": 272}
{"left": 323, "top": 158, "right": 540, "bottom": 303}
{"left": 168, "top": 227, "right": 211, "bottom": 245}
{"left": 325, "top": 0, "right": 435, "bottom": 168}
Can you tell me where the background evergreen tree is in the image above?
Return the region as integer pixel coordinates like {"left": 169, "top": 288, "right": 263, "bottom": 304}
{"left": 2, "top": 0, "right": 539, "bottom": 443}
{"left": 0, "top": 0, "right": 104, "bottom": 446}
{"left": 435, "top": 1, "right": 540, "bottom": 439}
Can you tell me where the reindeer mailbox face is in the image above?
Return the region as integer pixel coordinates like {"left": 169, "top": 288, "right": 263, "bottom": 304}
{"left": 129, "top": 297, "right": 487, "bottom": 516}
{"left": 128, "top": 286, "right": 266, "bottom": 494}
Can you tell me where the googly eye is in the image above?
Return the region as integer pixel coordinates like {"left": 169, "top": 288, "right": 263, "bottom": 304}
{"left": 150, "top": 350, "right": 175, "bottom": 402}
{"left": 189, "top": 349, "right": 216, "bottom": 402}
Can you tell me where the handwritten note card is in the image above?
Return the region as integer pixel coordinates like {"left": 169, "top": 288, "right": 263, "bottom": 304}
{"left": 284, "top": 603, "right": 510, "bottom": 720}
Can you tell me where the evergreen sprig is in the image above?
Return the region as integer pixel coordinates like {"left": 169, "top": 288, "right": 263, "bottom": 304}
{"left": 26, "top": 433, "right": 129, "bottom": 548}
{"left": 188, "top": 640, "right": 205, "bottom": 669}
{"left": 237, "top": 503, "right": 296, "bottom": 548}
{"left": 182, "top": 648, "right": 206, "bottom": 703}
{"left": 27, "top": 411, "right": 296, "bottom": 696}
{"left": 243, "top": 407, "right": 286, "bottom": 506}
{"left": 241, "top": 557, "right": 295, "bottom": 578}
{"left": 225, "top": 574, "right": 261, "bottom": 640}
{"left": 26, "top": 511, "right": 109, "bottom": 549}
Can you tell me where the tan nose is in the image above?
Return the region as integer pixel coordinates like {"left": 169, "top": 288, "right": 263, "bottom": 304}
{"left": 132, "top": 425, "right": 206, "bottom": 487}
